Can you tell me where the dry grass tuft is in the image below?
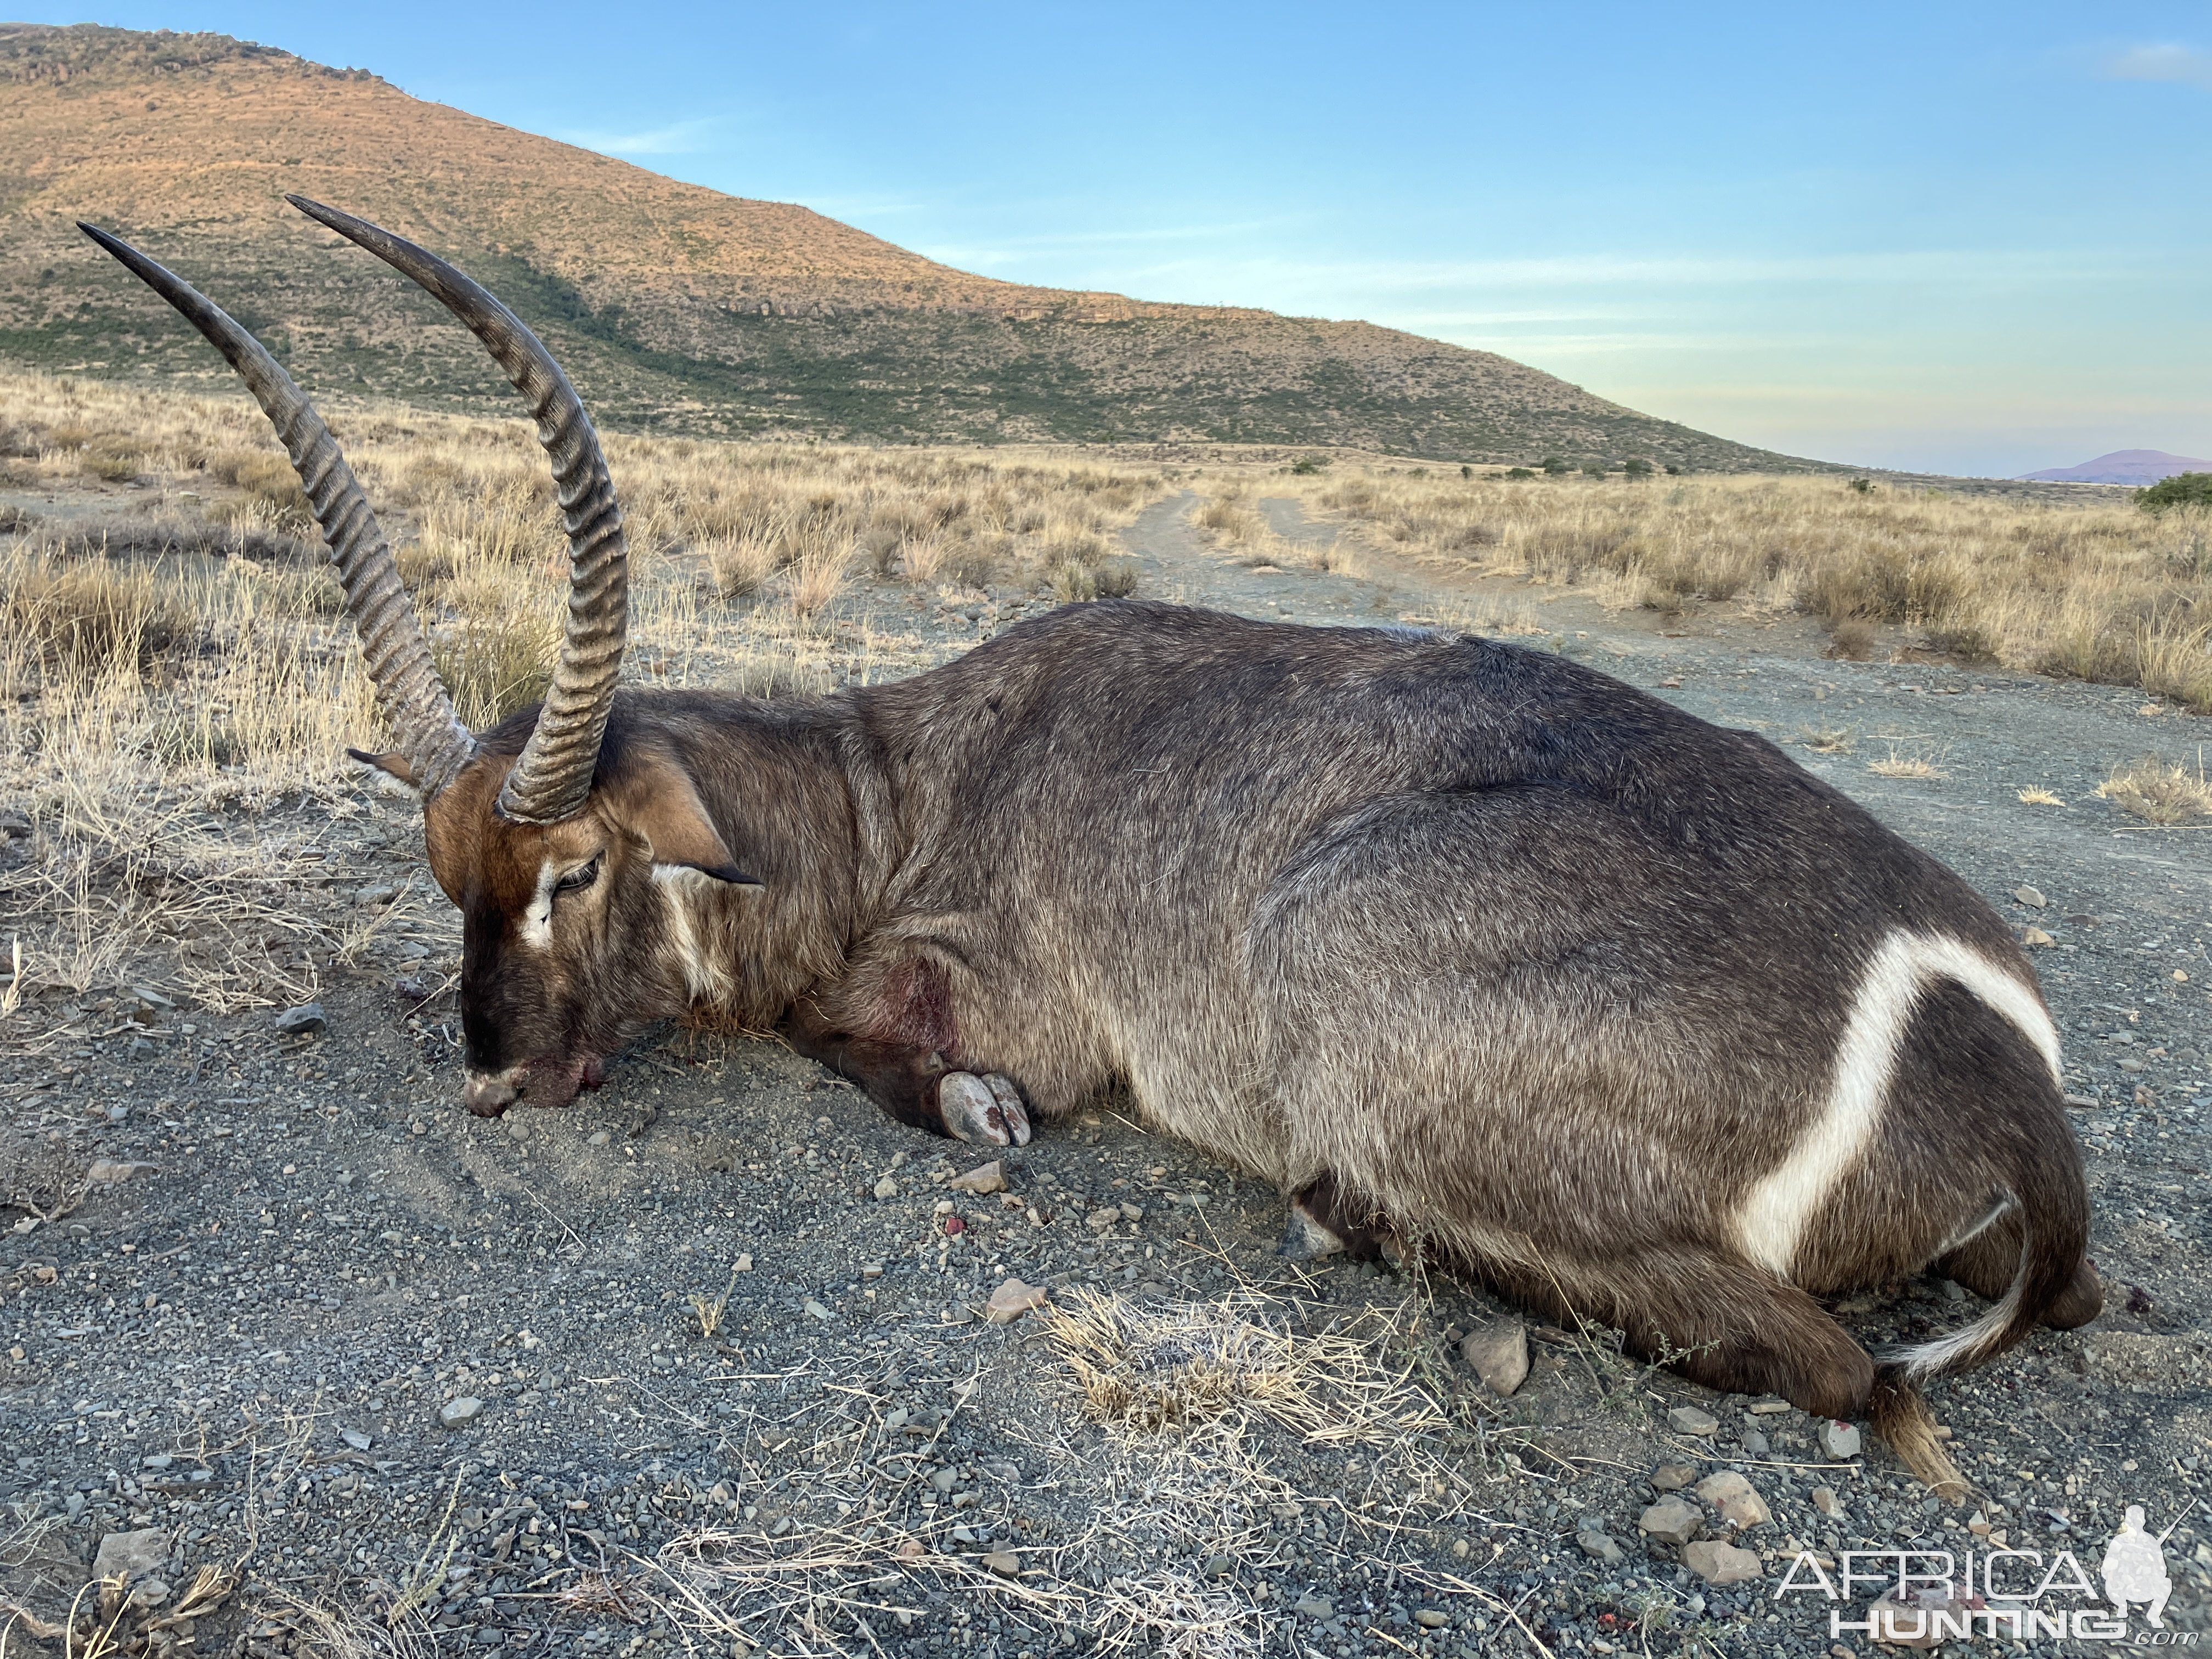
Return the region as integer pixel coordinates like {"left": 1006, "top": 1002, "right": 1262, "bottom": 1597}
{"left": 2092, "top": 753, "right": 2212, "bottom": 824}
{"left": 2016, "top": 786, "right": 2065, "bottom": 806}
{"left": 1867, "top": 742, "right": 1948, "bottom": 781}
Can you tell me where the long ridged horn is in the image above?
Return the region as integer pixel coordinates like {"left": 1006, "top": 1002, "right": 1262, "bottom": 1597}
{"left": 78, "top": 223, "right": 478, "bottom": 797}
{"left": 286, "top": 196, "right": 627, "bottom": 826}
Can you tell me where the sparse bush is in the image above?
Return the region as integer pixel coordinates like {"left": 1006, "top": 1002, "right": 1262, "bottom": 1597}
{"left": 1579, "top": 462, "right": 1607, "bottom": 478}
{"left": 1847, "top": 477, "right": 1876, "bottom": 494}
{"left": 1503, "top": 466, "right": 1534, "bottom": 480}
{"left": 2138, "top": 472, "right": 2212, "bottom": 513}
{"left": 1623, "top": 458, "right": 1653, "bottom": 478}
{"left": 1540, "top": 456, "right": 1569, "bottom": 476}
{"left": 1290, "top": 456, "right": 1328, "bottom": 475}
{"left": 1827, "top": 618, "right": 1876, "bottom": 660}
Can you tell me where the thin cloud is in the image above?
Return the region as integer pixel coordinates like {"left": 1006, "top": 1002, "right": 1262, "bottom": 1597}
{"left": 556, "top": 117, "right": 721, "bottom": 157}
{"left": 2104, "top": 43, "right": 2212, "bottom": 92}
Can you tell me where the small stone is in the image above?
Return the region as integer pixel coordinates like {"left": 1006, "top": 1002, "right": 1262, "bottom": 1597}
{"left": 947, "top": 1160, "right": 1006, "bottom": 1194}
{"left": 1205, "top": 1553, "right": 1232, "bottom": 1578}
{"left": 1578, "top": 1531, "right": 1626, "bottom": 1564}
{"left": 896, "top": 1538, "right": 926, "bottom": 1561}
{"left": 984, "top": 1278, "right": 1048, "bottom": 1324}
{"left": 272, "top": 1002, "right": 327, "bottom": 1037}
{"left": 2011, "top": 885, "right": 2046, "bottom": 909}
{"left": 2022, "top": 926, "right": 2055, "bottom": 947}
{"left": 981, "top": 1550, "right": 1021, "bottom": 1577}
{"left": 1294, "top": 1598, "right": 1334, "bottom": 1620}
{"left": 438, "top": 1396, "right": 484, "bottom": 1430}
{"left": 506, "top": 1119, "right": 529, "bottom": 1141}
{"left": 355, "top": 883, "right": 397, "bottom": 906}
{"left": 1695, "top": 1470, "right": 1772, "bottom": 1528}
{"left": 1651, "top": 1460, "right": 1700, "bottom": 1492}
{"left": 141, "top": 1453, "right": 172, "bottom": 1470}
{"left": 1414, "top": 1610, "right": 1450, "bottom": 1628}
{"left": 126, "top": 1577, "right": 171, "bottom": 1609}
{"left": 733, "top": 1254, "right": 753, "bottom": 1272}
{"left": 1742, "top": 1430, "right": 1770, "bottom": 1458}
{"left": 803, "top": 1299, "right": 833, "bottom": 1320}
{"left": 1812, "top": 1486, "right": 1844, "bottom": 1517}
{"left": 873, "top": 1176, "right": 900, "bottom": 1200}
{"left": 93, "top": 1528, "right": 167, "bottom": 1579}
{"left": 1817, "top": 1419, "right": 1863, "bottom": 1459}
{"left": 586, "top": 1130, "right": 610, "bottom": 1146}
{"left": 87, "top": 1158, "right": 144, "bottom": 1184}
{"left": 1667, "top": 1404, "right": 1719, "bottom": 1437}
{"left": 1460, "top": 1317, "right": 1530, "bottom": 1397}
{"left": 1119, "top": 1201, "right": 1144, "bottom": 1221}
{"left": 1682, "top": 1539, "right": 1762, "bottom": 1584}
{"left": 1086, "top": 1206, "right": 1120, "bottom": 1233}
{"left": 1638, "top": 1496, "right": 1702, "bottom": 1546}
{"left": 1745, "top": 1396, "right": 1791, "bottom": 1414}
{"left": 342, "top": 1429, "right": 372, "bottom": 1452}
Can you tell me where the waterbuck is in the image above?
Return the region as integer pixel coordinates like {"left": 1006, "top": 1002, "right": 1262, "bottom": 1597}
{"left": 86, "top": 200, "right": 2100, "bottom": 1495}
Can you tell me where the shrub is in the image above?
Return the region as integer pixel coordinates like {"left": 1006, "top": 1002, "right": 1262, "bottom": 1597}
{"left": 1290, "top": 456, "right": 1328, "bottom": 475}
{"left": 2138, "top": 472, "right": 2212, "bottom": 513}
{"left": 1503, "top": 467, "right": 1535, "bottom": 481}
{"left": 1541, "top": 456, "right": 1570, "bottom": 476}
{"left": 1580, "top": 462, "right": 1608, "bottom": 478}
{"left": 1, "top": 546, "right": 187, "bottom": 682}
{"left": 1623, "top": 458, "right": 1654, "bottom": 478}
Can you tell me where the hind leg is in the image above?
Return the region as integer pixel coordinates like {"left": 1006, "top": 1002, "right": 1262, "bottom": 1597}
{"left": 1475, "top": 1245, "right": 1876, "bottom": 1419}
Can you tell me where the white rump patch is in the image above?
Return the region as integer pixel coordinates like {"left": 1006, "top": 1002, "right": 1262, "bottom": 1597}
{"left": 1735, "top": 930, "right": 2060, "bottom": 1281}
{"left": 518, "top": 859, "right": 559, "bottom": 950}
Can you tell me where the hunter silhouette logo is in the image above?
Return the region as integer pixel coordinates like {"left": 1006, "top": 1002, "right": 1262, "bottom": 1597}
{"left": 2102, "top": 1505, "right": 2174, "bottom": 1628}
{"left": 1775, "top": 1501, "right": 2199, "bottom": 1644}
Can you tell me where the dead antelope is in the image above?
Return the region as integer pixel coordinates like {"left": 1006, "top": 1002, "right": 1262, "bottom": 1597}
{"left": 86, "top": 200, "right": 2098, "bottom": 1496}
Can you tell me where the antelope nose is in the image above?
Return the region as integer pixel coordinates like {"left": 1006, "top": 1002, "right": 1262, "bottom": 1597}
{"left": 462, "top": 1070, "right": 518, "bottom": 1116}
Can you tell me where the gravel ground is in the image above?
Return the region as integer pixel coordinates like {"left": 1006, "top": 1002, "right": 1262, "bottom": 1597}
{"left": 3, "top": 489, "right": 2208, "bottom": 1657}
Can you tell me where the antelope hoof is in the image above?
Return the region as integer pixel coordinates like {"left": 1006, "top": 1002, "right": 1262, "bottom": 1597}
{"left": 1276, "top": 1203, "right": 1347, "bottom": 1262}
{"left": 940, "top": 1072, "right": 1031, "bottom": 1147}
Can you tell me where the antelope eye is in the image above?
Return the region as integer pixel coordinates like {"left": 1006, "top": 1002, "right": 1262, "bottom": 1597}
{"left": 553, "top": 855, "right": 602, "bottom": 896}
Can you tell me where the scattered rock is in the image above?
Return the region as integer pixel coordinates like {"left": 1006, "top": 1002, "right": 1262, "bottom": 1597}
{"left": 1638, "top": 1496, "right": 1702, "bottom": 1546}
{"left": 2023, "top": 926, "right": 2055, "bottom": 947}
{"left": 1817, "top": 1419, "right": 1863, "bottom": 1459}
{"left": 126, "top": 1578, "right": 171, "bottom": 1610}
{"left": 1695, "top": 1470, "right": 1772, "bottom": 1528}
{"left": 354, "top": 883, "right": 397, "bottom": 906}
{"left": 872, "top": 1176, "right": 900, "bottom": 1200}
{"left": 1812, "top": 1486, "right": 1844, "bottom": 1518}
{"left": 1667, "top": 1404, "right": 1719, "bottom": 1437}
{"left": 93, "top": 1528, "right": 167, "bottom": 1580}
{"left": 1414, "top": 1609, "right": 1450, "bottom": 1628}
{"left": 586, "top": 1130, "right": 610, "bottom": 1146}
{"left": 984, "top": 1278, "right": 1048, "bottom": 1324}
{"left": 1682, "top": 1539, "right": 1762, "bottom": 1584}
{"left": 1205, "top": 1553, "right": 1232, "bottom": 1578}
{"left": 1745, "top": 1396, "right": 1791, "bottom": 1414}
{"left": 896, "top": 1538, "right": 926, "bottom": 1561}
{"left": 1651, "top": 1460, "right": 1700, "bottom": 1492}
{"left": 1086, "top": 1206, "right": 1121, "bottom": 1233}
{"left": 272, "top": 1002, "right": 327, "bottom": 1037}
{"left": 1577, "top": 1530, "right": 1626, "bottom": 1564}
{"left": 2011, "top": 884, "right": 2045, "bottom": 908}
{"left": 1460, "top": 1317, "right": 1530, "bottom": 1397}
{"left": 981, "top": 1550, "right": 1022, "bottom": 1577}
{"left": 342, "top": 1429, "right": 372, "bottom": 1452}
{"left": 803, "top": 1299, "right": 834, "bottom": 1320}
{"left": 1294, "top": 1598, "right": 1334, "bottom": 1620}
{"left": 1741, "top": 1430, "right": 1770, "bottom": 1458}
{"left": 947, "top": 1161, "right": 1006, "bottom": 1194}
{"left": 87, "top": 1159, "right": 146, "bottom": 1184}
{"left": 438, "top": 1396, "right": 484, "bottom": 1430}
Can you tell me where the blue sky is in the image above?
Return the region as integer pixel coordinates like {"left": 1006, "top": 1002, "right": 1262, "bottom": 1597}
{"left": 37, "top": 2, "right": 2212, "bottom": 476}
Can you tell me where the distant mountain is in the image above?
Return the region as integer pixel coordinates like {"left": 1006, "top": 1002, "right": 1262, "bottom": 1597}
{"left": 0, "top": 22, "right": 1804, "bottom": 466}
{"left": 2017, "top": 450, "right": 2212, "bottom": 485}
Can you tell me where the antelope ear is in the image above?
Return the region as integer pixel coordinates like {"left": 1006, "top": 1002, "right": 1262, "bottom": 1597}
{"left": 347, "top": 746, "right": 418, "bottom": 787}
{"left": 623, "top": 753, "right": 761, "bottom": 887}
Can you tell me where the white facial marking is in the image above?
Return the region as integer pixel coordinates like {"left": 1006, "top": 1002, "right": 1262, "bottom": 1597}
{"left": 1736, "top": 930, "right": 2061, "bottom": 1282}
{"left": 518, "top": 857, "right": 559, "bottom": 949}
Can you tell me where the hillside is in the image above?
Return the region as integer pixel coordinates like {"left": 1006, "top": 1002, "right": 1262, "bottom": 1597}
{"left": 2018, "top": 449, "right": 2212, "bottom": 486}
{"left": 0, "top": 22, "right": 1799, "bottom": 466}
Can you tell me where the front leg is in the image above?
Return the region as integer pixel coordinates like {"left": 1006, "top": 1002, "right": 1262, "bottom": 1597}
{"left": 780, "top": 998, "right": 1031, "bottom": 1147}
